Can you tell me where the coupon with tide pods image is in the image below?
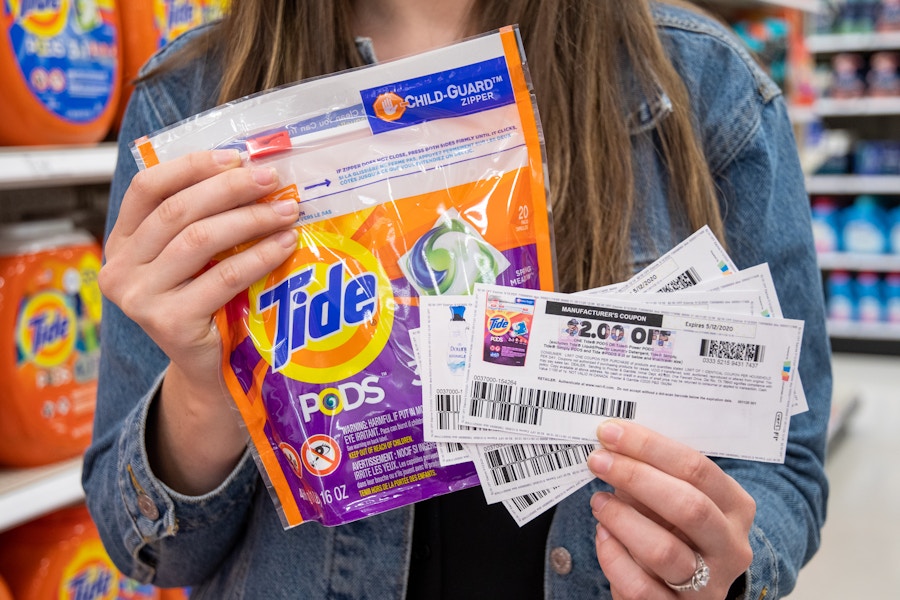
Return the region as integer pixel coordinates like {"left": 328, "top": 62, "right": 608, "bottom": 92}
{"left": 131, "top": 26, "right": 554, "bottom": 528}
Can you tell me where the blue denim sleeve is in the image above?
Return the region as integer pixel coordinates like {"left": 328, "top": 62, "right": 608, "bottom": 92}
{"left": 81, "top": 76, "right": 260, "bottom": 587}
{"left": 712, "top": 95, "right": 832, "bottom": 600}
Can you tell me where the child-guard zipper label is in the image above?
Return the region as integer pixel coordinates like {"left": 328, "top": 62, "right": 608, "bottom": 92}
{"left": 361, "top": 56, "right": 515, "bottom": 134}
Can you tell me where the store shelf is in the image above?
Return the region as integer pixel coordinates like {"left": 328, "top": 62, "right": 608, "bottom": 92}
{"left": 706, "top": 0, "right": 820, "bottom": 10}
{"left": 806, "top": 31, "right": 900, "bottom": 54}
{"left": 0, "top": 458, "right": 84, "bottom": 533}
{"left": 814, "top": 97, "right": 900, "bottom": 118}
{"left": 0, "top": 143, "right": 117, "bottom": 191}
{"left": 789, "top": 104, "right": 818, "bottom": 124}
{"left": 827, "top": 319, "right": 900, "bottom": 340}
{"left": 806, "top": 174, "right": 900, "bottom": 195}
{"left": 818, "top": 252, "right": 900, "bottom": 272}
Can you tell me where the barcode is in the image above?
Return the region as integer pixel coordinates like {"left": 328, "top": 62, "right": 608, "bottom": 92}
{"left": 469, "top": 396, "right": 542, "bottom": 425}
{"left": 469, "top": 381, "right": 637, "bottom": 424}
{"left": 469, "top": 380, "right": 542, "bottom": 425}
{"left": 509, "top": 489, "right": 551, "bottom": 511}
{"left": 657, "top": 267, "right": 701, "bottom": 293}
{"left": 440, "top": 441, "right": 464, "bottom": 453}
{"left": 436, "top": 393, "right": 463, "bottom": 431}
{"left": 485, "top": 443, "right": 595, "bottom": 485}
{"left": 699, "top": 339, "right": 766, "bottom": 362}
{"left": 519, "top": 388, "right": 637, "bottom": 418}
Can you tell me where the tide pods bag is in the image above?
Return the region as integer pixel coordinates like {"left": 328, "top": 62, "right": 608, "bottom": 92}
{"left": 131, "top": 26, "right": 555, "bottom": 527}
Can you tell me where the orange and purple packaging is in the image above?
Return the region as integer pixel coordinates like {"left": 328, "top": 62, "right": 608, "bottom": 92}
{"left": 131, "top": 26, "right": 556, "bottom": 527}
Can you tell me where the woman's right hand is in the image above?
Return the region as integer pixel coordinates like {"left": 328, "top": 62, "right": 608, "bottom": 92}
{"left": 99, "top": 149, "right": 300, "bottom": 493}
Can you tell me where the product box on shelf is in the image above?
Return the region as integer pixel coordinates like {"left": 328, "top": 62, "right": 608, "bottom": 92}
{"left": 0, "top": 220, "right": 102, "bottom": 468}
{"left": 0, "top": 1, "right": 121, "bottom": 146}
{"left": 0, "top": 503, "right": 169, "bottom": 600}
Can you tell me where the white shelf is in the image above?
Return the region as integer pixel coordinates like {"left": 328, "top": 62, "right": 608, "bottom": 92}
{"left": 818, "top": 252, "right": 900, "bottom": 272}
{"left": 789, "top": 104, "right": 818, "bottom": 124}
{"left": 806, "top": 175, "right": 900, "bottom": 195}
{"left": 0, "top": 458, "right": 84, "bottom": 533}
{"left": 706, "top": 0, "right": 820, "bottom": 10}
{"left": 807, "top": 32, "right": 900, "bottom": 54}
{"left": 814, "top": 97, "right": 900, "bottom": 118}
{"left": 0, "top": 143, "right": 117, "bottom": 191}
{"left": 827, "top": 320, "right": 900, "bottom": 340}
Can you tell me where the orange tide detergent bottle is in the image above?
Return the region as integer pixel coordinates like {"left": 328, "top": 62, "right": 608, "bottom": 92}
{"left": 0, "top": 219, "right": 102, "bottom": 467}
{"left": 0, "top": 0, "right": 122, "bottom": 146}
{"left": 0, "top": 504, "right": 160, "bottom": 600}
{"left": 116, "top": 0, "right": 229, "bottom": 126}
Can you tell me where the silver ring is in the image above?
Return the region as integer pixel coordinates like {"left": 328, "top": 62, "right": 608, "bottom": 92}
{"left": 664, "top": 552, "right": 710, "bottom": 592}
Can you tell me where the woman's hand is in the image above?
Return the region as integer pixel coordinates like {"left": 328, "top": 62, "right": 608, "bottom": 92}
{"left": 588, "top": 420, "right": 755, "bottom": 599}
{"left": 99, "top": 149, "right": 300, "bottom": 493}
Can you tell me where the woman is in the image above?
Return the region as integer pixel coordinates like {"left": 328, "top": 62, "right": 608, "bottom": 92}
{"left": 83, "top": 1, "right": 831, "bottom": 598}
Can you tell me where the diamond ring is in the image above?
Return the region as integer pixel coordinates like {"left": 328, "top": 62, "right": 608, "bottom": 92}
{"left": 664, "top": 552, "right": 710, "bottom": 592}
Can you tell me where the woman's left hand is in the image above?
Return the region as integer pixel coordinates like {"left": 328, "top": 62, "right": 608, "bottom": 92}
{"left": 588, "top": 420, "right": 755, "bottom": 599}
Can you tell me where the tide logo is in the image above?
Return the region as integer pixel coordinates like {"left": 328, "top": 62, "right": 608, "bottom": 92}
{"left": 249, "top": 231, "right": 395, "bottom": 383}
{"left": 157, "top": 0, "right": 202, "bottom": 43}
{"left": 486, "top": 312, "right": 512, "bottom": 336}
{"left": 9, "top": 0, "right": 71, "bottom": 38}
{"left": 372, "top": 92, "right": 407, "bottom": 122}
{"left": 60, "top": 540, "right": 118, "bottom": 600}
{"left": 16, "top": 291, "right": 76, "bottom": 368}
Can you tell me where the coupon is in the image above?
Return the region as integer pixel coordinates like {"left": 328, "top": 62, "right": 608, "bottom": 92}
{"left": 693, "top": 263, "right": 809, "bottom": 414}
{"left": 466, "top": 440, "right": 596, "bottom": 502}
{"left": 461, "top": 283, "right": 803, "bottom": 463}
{"left": 422, "top": 291, "right": 758, "bottom": 445}
{"left": 411, "top": 326, "right": 474, "bottom": 467}
{"left": 415, "top": 318, "right": 594, "bottom": 516}
{"left": 421, "top": 296, "right": 549, "bottom": 444}
{"left": 611, "top": 225, "right": 734, "bottom": 294}
{"left": 590, "top": 233, "right": 808, "bottom": 416}
{"left": 581, "top": 290, "right": 759, "bottom": 316}
{"left": 502, "top": 476, "right": 592, "bottom": 526}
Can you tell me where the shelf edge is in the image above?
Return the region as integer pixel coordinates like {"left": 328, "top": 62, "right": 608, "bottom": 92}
{"left": 0, "top": 459, "right": 84, "bottom": 533}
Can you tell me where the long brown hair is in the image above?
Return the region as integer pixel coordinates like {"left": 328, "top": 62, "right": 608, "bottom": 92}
{"left": 159, "top": 0, "right": 724, "bottom": 292}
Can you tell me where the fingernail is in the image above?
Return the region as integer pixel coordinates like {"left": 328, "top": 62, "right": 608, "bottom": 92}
{"left": 591, "top": 492, "right": 611, "bottom": 513}
{"left": 588, "top": 450, "right": 612, "bottom": 476}
{"left": 252, "top": 167, "right": 278, "bottom": 186}
{"left": 276, "top": 229, "right": 298, "bottom": 248}
{"left": 271, "top": 200, "right": 298, "bottom": 216}
{"left": 596, "top": 523, "right": 610, "bottom": 543}
{"left": 598, "top": 421, "right": 623, "bottom": 447}
{"left": 213, "top": 149, "right": 240, "bottom": 165}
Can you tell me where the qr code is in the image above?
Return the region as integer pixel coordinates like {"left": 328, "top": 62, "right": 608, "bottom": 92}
{"left": 657, "top": 267, "right": 700, "bottom": 293}
{"left": 700, "top": 339, "right": 766, "bottom": 363}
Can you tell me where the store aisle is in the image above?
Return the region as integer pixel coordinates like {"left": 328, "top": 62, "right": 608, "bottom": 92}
{"left": 791, "top": 352, "right": 900, "bottom": 598}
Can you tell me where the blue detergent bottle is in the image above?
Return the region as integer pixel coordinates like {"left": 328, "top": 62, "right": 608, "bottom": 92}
{"left": 855, "top": 271, "right": 884, "bottom": 323}
{"left": 810, "top": 196, "right": 843, "bottom": 253}
{"left": 826, "top": 270, "right": 855, "bottom": 321}
{"left": 884, "top": 273, "right": 900, "bottom": 324}
{"left": 889, "top": 204, "right": 900, "bottom": 254}
{"left": 842, "top": 195, "right": 888, "bottom": 254}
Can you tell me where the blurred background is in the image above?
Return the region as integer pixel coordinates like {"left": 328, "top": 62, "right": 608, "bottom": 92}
{"left": 0, "top": 0, "right": 897, "bottom": 597}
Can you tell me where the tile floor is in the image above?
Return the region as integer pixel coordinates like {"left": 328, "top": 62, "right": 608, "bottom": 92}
{"left": 790, "top": 352, "right": 900, "bottom": 598}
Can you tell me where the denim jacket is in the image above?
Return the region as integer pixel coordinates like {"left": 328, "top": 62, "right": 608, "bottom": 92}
{"left": 83, "top": 4, "right": 832, "bottom": 598}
